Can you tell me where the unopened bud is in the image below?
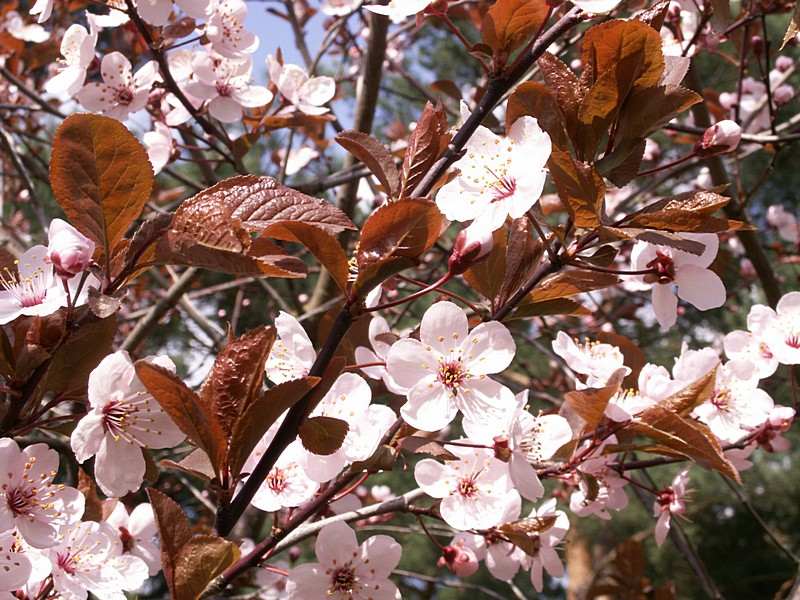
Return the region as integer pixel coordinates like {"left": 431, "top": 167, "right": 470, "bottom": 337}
{"left": 47, "top": 219, "right": 95, "bottom": 279}
{"left": 492, "top": 435, "right": 512, "bottom": 461}
{"left": 775, "top": 55, "right": 794, "bottom": 72}
{"left": 696, "top": 120, "right": 741, "bottom": 155}
{"left": 448, "top": 225, "right": 493, "bottom": 275}
{"left": 750, "top": 35, "right": 764, "bottom": 55}
{"left": 773, "top": 84, "right": 794, "bottom": 106}
{"left": 438, "top": 544, "right": 479, "bottom": 577}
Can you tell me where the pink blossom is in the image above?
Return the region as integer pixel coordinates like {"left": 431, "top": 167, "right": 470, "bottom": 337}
{"left": 298, "top": 373, "right": 395, "bottom": 482}
{"left": 45, "top": 23, "right": 97, "bottom": 97}
{"left": 77, "top": 52, "right": 159, "bottom": 121}
{"left": 135, "top": 0, "right": 212, "bottom": 26}
{"left": 0, "top": 531, "right": 32, "bottom": 592}
{"left": 521, "top": 498, "right": 570, "bottom": 592}
{"left": 723, "top": 304, "right": 779, "bottom": 379}
{"left": 266, "top": 311, "right": 316, "bottom": 384}
{"left": 766, "top": 205, "right": 799, "bottom": 244}
{"left": 364, "top": 0, "right": 430, "bottom": 23}
{"left": 606, "top": 363, "right": 679, "bottom": 422}
{"left": 569, "top": 447, "right": 629, "bottom": 520}
{"left": 437, "top": 106, "right": 551, "bottom": 234}
{"left": 45, "top": 521, "right": 149, "bottom": 600}
{"left": 185, "top": 53, "right": 272, "bottom": 123}
{"left": 46, "top": 219, "right": 95, "bottom": 280}
{"left": 106, "top": 502, "right": 162, "bottom": 576}
{"left": 653, "top": 469, "right": 689, "bottom": 546}
{"left": 28, "top": 0, "right": 53, "bottom": 23}
{"left": 1, "top": 11, "right": 48, "bottom": 43}
{"left": 438, "top": 542, "right": 481, "bottom": 577}
{"left": 631, "top": 232, "right": 726, "bottom": 329}
{"left": 0, "top": 246, "right": 69, "bottom": 325}
{"left": 70, "top": 352, "right": 186, "bottom": 497}
{"left": 552, "top": 331, "right": 630, "bottom": 388}
{"left": 755, "top": 406, "right": 795, "bottom": 453}
{"left": 143, "top": 122, "right": 175, "bottom": 174}
{"left": 448, "top": 224, "right": 494, "bottom": 275}
{"left": 0, "top": 439, "right": 85, "bottom": 549}
{"left": 696, "top": 120, "right": 742, "bottom": 154}
{"left": 267, "top": 55, "right": 336, "bottom": 115}
{"left": 415, "top": 444, "right": 517, "bottom": 530}
{"left": 386, "top": 301, "right": 516, "bottom": 432}
{"left": 286, "top": 520, "right": 401, "bottom": 599}
{"left": 206, "top": 0, "right": 258, "bottom": 58}
{"left": 760, "top": 292, "right": 800, "bottom": 365}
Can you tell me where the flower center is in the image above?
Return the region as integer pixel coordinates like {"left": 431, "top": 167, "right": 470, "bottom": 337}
{"left": 456, "top": 476, "right": 478, "bottom": 498}
{"left": 329, "top": 565, "right": 356, "bottom": 593}
{"left": 6, "top": 486, "right": 36, "bottom": 517}
{"left": 491, "top": 175, "right": 517, "bottom": 202}
{"left": 759, "top": 342, "right": 774, "bottom": 359}
{"left": 645, "top": 251, "right": 676, "bottom": 284}
{"left": 0, "top": 266, "right": 50, "bottom": 308}
{"left": 216, "top": 81, "right": 233, "bottom": 97}
{"left": 267, "top": 468, "right": 287, "bottom": 494}
{"left": 784, "top": 334, "right": 800, "bottom": 350}
{"left": 119, "top": 526, "right": 135, "bottom": 553}
{"left": 56, "top": 551, "right": 78, "bottom": 576}
{"left": 519, "top": 420, "right": 546, "bottom": 462}
{"left": 438, "top": 360, "right": 466, "bottom": 394}
{"left": 102, "top": 399, "right": 131, "bottom": 440}
{"left": 115, "top": 87, "right": 134, "bottom": 106}
{"left": 711, "top": 387, "right": 731, "bottom": 411}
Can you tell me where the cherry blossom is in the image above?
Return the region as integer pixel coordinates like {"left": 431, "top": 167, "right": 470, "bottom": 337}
{"left": 723, "top": 304, "right": 778, "bottom": 379}
{"left": 653, "top": 469, "right": 689, "bottom": 546}
{"left": 185, "top": 53, "right": 272, "bottom": 123}
{"left": 0, "top": 531, "right": 32, "bottom": 593}
{"left": 364, "top": 0, "right": 430, "bottom": 23}
{"left": 569, "top": 448, "right": 629, "bottom": 520}
{"left": 0, "top": 246, "right": 69, "bottom": 325}
{"left": 86, "top": 2, "right": 130, "bottom": 29}
{"left": 70, "top": 351, "right": 186, "bottom": 497}
{"left": 0, "top": 439, "right": 85, "bottom": 549}
{"left": 386, "top": 301, "right": 516, "bottom": 432}
{"left": 766, "top": 205, "right": 799, "bottom": 244}
{"left": 46, "top": 219, "right": 95, "bottom": 280}
{"left": 244, "top": 421, "right": 319, "bottom": 511}
{"left": 448, "top": 494, "right": 525, "bottom": 580}
{"left": 760, "top": 292, "right": 800, "bottom": 365}
{"left": 299, "top": 373, "right": 396, "bottom": 482}
{"left": 77, "top": 52, "right": 159, "bottom": 121}
{"left": 438, "top": 541, "right": 481, "bottom": 577}
{"left": 521, "top": 498, "right": 570, "bottom": 593}
{"left": 436, "top": 107, "right": 551, "bottom": 234}
{"left": 354, "top": 316, "right": 408, "bottom": 395}
{"left": 267, "top": 56, "right": 336, "bottom": 115}
{"left": 552, "top": 331, "right": 630, "bottom": 388}
{"left": 692, "top": 361, "right": 773, "bottom": 443}
{"left": 755, "top": 406, "right": 795, "bottom": 453}
{"left": 45, "top": 21, "right": 95, "bottom": 98}
{"left": 321, "top": 0, "right": 362, "bottom": 16}
{"left": 106, "top": 502, "right": 162, "bottom": 576}
{"left": 415, "top": 444, "right": 518, "bottom": 530}
{"left": 135, "top": 0, "right": 212, "bottom": 26}
{"left": 631, "top": 232, "right": 726, "bottom": 329}
{"left": 206, "top": 0, "right": 258, "bottom": 58}
{"left": 696, "top": 120, "right": 742, "bottom": 154}
{"left": 143, "top": 122, "right": 174, "bottom": 174}
{"left": 448, "top": 224, "right": 494, "bottom": 275}
{"left": 671, "top": 343, "right": 720, "bottom": 386}
{"left": 474, "top": 391, "right": 572, "bottom": 501}
{"left": 1, "top": 11, "right": 48, "bottom": 42}
{"left": 605, "top": 363, "right": 679, "bottom": 422}
{"left": 45, "top": 521, "right": 149, "bottom": 600}
{"left": 285, "top": 520, "right": 401, "bottom": 599}
{"left": 265, "top": 311, "right": 316, "bottom": 384}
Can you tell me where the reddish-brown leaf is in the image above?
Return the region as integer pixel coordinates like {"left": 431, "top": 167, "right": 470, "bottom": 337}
{"left": 656, "top": 366, "right": 718, "bottom": 416}
{"left": 506, "top": 82, "right": 569, "bottom": 150}
{"left": 299, "top": 415, "right": 349, "bottom": 455}
{"left": 482, "top": 0, "right": 550, "bottom": 55}
{"left": 548, "top": 150, "right": 606, "bottom": 229}
{"left": 336, "top": 130, "right": 400, "bottom": 197}
{"left": 564, "top": 369, "right": 626, "bottom": 431}
{"left": 146, "top": 489, "right": 193, "bottom": 599}
{"left": 50, "top": 114, "right": 153, "bottom": 262}
{"left": 531, "top": 269, "right": 619, "bottom": 302}
{"left": 174, "top": 535, "right": 240, "bottom": 600}
{"left": 199, "top": 326, "right": 275, "bottom": 437}
{"left": 401, "top": 103, "right": 449, "bottom": 197}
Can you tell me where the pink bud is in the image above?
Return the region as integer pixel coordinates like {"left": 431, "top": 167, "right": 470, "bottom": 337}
{"left": 438, "top": 545, "right": 479, "bottom": 577}
{"left": 775, "top": 55, "right": 794, "bottom": 72}
{"left": 773, "top": 84, "right": 794, "bottom": 106}
{"left": 448, "top": 225, "right": 493, "bottom": 275}
{"left": 696, "top": 120, "right": 741, "bottom": 155}
{"left": 46, "top": 219, "right": 95, "bottom": 279}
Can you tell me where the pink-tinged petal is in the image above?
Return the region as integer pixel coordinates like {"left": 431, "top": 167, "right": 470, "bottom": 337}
{"left": 208, "top": 96, "right": 243, "bottom": 123}
{"left": 679, "top": 233, "right": 719, "bottom": 268}
{"left": 368, "top": 316, "right": 394, "bottom": 359}
{"left": 301, "top": 448, "right": 347, "bottom": 483}
{"left": 457, "top": 376, "right": 515, "bottom": 429}
{"left": 414, "top": 459, "right": 451, "bottom": 498}
{"left": 460, "top": 321, "right": 515, "bottom": 375}
{"left": 486, "top": 544, "right": 521, "bottom": 581}
{"left": 654, "top": 510, "right": 671, "bottom": 546}
{"left": 46, "top": 66, "right": 87, "bottom": 97}
{"left": 233, "top": 85, "right": 272, "bottom": 108}
{"left": 100, "top": 51, "right": 132, "bottom": 86}
{"left": 88, "top": 351, "right": 136, "bottom": 406}
{"left": 529, "top": 557, "right": 544, "bottom": 592}
{"left": 275, "top": 311, "right": 316, "bottom": 367}
{"left": 510, "top": 452, "right": 544, "bottom": 500}
{"left": 16, "top": 518, "right": 57, "bottom": 549}
{"left": 0, "top": 536, "right": 31, "bottom": 591}
{"left": 401, "top": 379, "right": 457, "bottom": 432}
{"left": 77, "top": 82, "right": 113, "bottom": 112}
{"left": 386, "top": 339, "right": 437, "bottom": 389}
{"left": 651, "top": 283, "right": 678, "bottom": 329}
{"left": 70, "top": 412, "right": 105, "bottom": 463}
{"left": 536, "top": 414, "right": 573, "bottom": 458}
{"left": 355, "top": 346, "right": 384, "bottom": 380}
{"left": 315, "top": 521, "right": 358, "bottom": 567}
{"left": 360, "top": 535, "right": 402, "bottom": 578}
{"left": 343, "top": 404, "right": 396, "bottom": 463}
{"left": 539, "top": 545, "right": 564, "bottom": 577}
{"left": 299, "top": 76, "right": 335, "bottom": 106}
{"left": 286, "top": 563, "right": 328, "bottom": 599}
{"left": 420, "top": 301, "right": 469, "bottom": 355}
{"left": 24, "top": 444, "right": 59, "bottom": 480}
{"left": 748, "top": 304, "right": 777, "bottom": 336}
{"left": 95, "top": 436, "right": 145, "bottom": 497}
{"left": 777, "top": 291, "right": 800, "bottom": 317}
{"left": 440, "top": 491, "right": 510, "bottom": 530}
{"left": 136, "top": 0, "right": 172, "bottom": 25}
{"left": 316, "top": 373, "right": 372, "bottom": 418}
{"left": 675, "top": 265, "right": 726, "bottom": 311}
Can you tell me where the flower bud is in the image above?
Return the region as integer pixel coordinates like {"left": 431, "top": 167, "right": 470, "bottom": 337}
{"left": 438, "top": 544, "right": 479, "bottom": 577}
{"left": 47, "top": 219, "right": 95, "bottom": 279}
{"left": 492, "top": 435, "right": 512, "bottom": 462}
{"left": 775, "top": 55, "right": 794, "bottom": 72}
{"left": 448, "top": 225, "right": 493, "bottom": 275}
{"left": 773, "top": 84, "right": 794, "bottom": 106}
{"left": 695, "top": 120, "right": 741, "bottom": 155}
